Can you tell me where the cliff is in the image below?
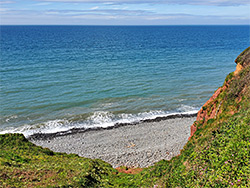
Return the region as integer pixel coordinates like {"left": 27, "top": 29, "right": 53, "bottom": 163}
{"left": 1, "top": 47, "right": 250, "bottom": 187}
{"left": 190, "top": 46, "right": 250, "bottom": 139}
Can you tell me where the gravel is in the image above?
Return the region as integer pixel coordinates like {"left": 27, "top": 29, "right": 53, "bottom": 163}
{"left": 30, "top": 116, "right": 195, "bottom": 168}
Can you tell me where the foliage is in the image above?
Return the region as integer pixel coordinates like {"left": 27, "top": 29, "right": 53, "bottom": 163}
{"left": 0, "top": 134, "right": 117, "bottom": 187}
{"left": 235, "top": 46, "right": 250, "bottom": 66}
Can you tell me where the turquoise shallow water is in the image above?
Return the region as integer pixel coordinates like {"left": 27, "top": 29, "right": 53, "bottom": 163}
{"left": 0, "top": 26, "right": 249, "bottom": 136}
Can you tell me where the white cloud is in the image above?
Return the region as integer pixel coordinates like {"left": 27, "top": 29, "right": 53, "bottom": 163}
{"left": 45, "top": 11, "right": 60, "bottom": 14}
{"left": 0, "top": 1, "right": 15, "bottom": 4}
{"left": 102, "top": 2, "right": 114, "bottom": 5}
{"left": 1, "top": 8, "right": 249, "bottom": 25}
{"left": 1, "top": 1, "right": 249, "bottom": 25}
{"left": 36, "top": 0, "right": 250, "bottom": 6}
{"left": 0, "top": 8, "right": 9, "bottom": 12}
{"left": 90, "top": 6, "right": 99, "bottom": 10}
{"left": 33, "top": 2, "right": 52, "bottom": 6}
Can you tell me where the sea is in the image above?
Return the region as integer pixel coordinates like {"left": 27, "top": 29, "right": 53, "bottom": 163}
{"left": 0, "top": 25, "right": 249, "bottom": 137}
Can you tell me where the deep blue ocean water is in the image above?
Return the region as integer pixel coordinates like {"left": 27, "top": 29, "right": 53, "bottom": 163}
{"left": 0, "top": 25, "right": 249, "bottom": 136}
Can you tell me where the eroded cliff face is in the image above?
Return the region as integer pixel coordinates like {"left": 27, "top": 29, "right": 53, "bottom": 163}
{"left": 189, "top": 47, "right": 250, "bottom": 139}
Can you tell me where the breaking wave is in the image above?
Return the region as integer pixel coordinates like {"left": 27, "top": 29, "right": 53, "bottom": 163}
{"left": 0, "top": 107, "right": 199, "bottom": 137}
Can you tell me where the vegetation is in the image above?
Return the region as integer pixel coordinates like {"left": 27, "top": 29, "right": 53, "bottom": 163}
{"left": 0, "top": 133, "right": 118, "bottom": 187}
{"left": 235, "top": 47, "right": 250, "bottom": 66}
{"left": 1, "top": 47, "right": 250, "bottom": 187}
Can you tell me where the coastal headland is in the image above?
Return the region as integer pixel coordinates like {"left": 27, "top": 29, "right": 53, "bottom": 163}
{"left": 1, "top": 47, "right": 249, "bottom": 187}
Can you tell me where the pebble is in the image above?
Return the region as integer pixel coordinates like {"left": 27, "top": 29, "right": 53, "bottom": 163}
{"left": 31, "top": 117, "right": 195, "bottom": 168}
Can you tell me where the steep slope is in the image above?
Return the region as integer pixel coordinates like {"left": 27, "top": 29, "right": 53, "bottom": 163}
{"left": 1, "top": 47, "right": 250, "bottom": 187}
{"left": 190, "top": 46, "right": 250, "bottom": 139}
{"left": 0, "top": 133, "right": 118, "bottom": 187}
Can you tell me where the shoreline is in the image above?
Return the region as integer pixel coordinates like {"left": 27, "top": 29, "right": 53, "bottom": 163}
{"left": 28, "top": 112, "right": 197, "bottom": 140}
{"left": 31, "top": 115, "right": 196, "bottom": 168}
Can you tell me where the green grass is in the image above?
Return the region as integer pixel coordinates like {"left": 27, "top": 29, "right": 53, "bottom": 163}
{"left": 0, "top": 134, "right": 118, "bottom": 187}
{"left": 235, "top": 46, "right": 250, "bottom": 66}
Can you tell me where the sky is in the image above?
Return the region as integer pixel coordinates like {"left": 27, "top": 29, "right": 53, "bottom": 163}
{"left": 0, "top": 0, "right": 250, "bottom": 25}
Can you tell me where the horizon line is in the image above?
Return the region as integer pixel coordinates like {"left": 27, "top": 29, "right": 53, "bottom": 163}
{"left": 1, "top": 24, "right": 249, "bottom": 26}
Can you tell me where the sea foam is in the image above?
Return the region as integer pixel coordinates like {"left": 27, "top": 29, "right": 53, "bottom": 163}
{"left": 0, "top": 108, "right": 199, "bottom": 137}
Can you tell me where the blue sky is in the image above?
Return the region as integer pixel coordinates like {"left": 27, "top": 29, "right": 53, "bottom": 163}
{"left": 0, "top": 0, "right": 250, "bottom": 25}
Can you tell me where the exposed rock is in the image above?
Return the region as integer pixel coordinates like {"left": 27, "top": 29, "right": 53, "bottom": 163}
{"left": 116, "top": 167, "right": 143, "bottom": 174}
{"left": 189, "top": 85, "right": 227, "bottom": 139}
{"left": 234, "top": 63, "right": 243, "bottom": 75}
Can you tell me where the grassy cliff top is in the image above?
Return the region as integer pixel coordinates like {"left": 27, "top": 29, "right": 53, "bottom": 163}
{"left": 235, "top": 46, "right": 250, "bottom": 67}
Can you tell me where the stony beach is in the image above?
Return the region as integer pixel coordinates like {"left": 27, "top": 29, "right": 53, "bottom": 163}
{"left": 30, "top": 116, "right": 196, "bottom": 168}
